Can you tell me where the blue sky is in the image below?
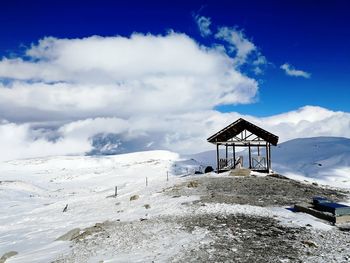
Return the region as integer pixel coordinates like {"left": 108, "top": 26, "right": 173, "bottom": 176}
{"left": 0, "top": 0, "right": 350, "bottom": 159}
{"left": 1, "top": 0, "right": 349, "bottom": 116}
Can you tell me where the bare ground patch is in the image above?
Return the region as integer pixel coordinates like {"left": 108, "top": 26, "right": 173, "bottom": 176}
{"left": 166, "top": 175, "right": 348, "bottom": 206}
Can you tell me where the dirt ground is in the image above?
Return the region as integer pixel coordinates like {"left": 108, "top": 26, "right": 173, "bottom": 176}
{"left": 166, "top": 174, "right": 347, "bottom": 207}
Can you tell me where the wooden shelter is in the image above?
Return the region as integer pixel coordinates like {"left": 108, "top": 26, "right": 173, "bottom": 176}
{"left": 207, "top": 118, "right": 279, "bottom": 173}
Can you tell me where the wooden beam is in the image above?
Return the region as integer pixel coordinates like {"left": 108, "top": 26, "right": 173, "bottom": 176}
{"left": 243, "top": 132, "right": 255, "bottom": 140}
{"left": 213, "top": 141, "right": 267, "bottom": 146}
{"left": 265, "top": 142, "right": 269, "bottom": 171}
{"left": 248, "top": 143, "right": 251, "bottom": 169}
{"left": 268, "top": 143, "right": 271, "bottom": 171}
{"left": 216, "top": 143, "right": 219, "bottom": 173}
{"left": 225, "top": 143, "right": 228, "bottom": 166}
{"left": 233, "top": 143, "right": 236, "bottom": 169}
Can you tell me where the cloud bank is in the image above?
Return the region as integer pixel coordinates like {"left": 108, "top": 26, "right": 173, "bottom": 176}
{"left": 281, "top": 63, "right": 311, "bottom": 78}
{"left": 0, "top": 33, "right": 348, "bottom": 161}
{"left": 0, "top": 33, "right": 258, "bottom": 122}
{"left": 1, "top": 105, "right": 350, "bottom": 161}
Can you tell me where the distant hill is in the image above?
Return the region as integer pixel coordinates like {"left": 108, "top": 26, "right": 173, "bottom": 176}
{"left": 272, "top": 137, "right": 350, "bottom": 179}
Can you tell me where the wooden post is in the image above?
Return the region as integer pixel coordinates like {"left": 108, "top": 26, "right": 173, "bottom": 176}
{"left": 265, "top": 142, "right": 269, "bottom": 172}
{"left": 268, "top": 143, "right": 271, "bottom": 171}
{"left": 216, "top": 143, "right": 220, "bottom": 173}
{"left": 225, "top": 143, "right": 228, "bottom": 166}
{"left": 233, "top": 144, "right": 236, "bottom": 169}
{"left": 167, "top": 171, "right": 169, "bottom": 181}
{"left": 114, "top": 186, "right": 118, "bottom": 197}
{"left": 257, "top": 145, "right": 260, "bottom": 156}
{"left": 146, "top": 177, "right": 148, "bottom": 186}
{"left": 248, "top": 143, "right": 251, "bottom": 169}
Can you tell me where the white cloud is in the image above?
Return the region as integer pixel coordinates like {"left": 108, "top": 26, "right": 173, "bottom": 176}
{"left": 194, "top": 15, "right": 212, "bottom": 37}
{"left": 0, "top": 33, "right": 347, "bottom": 161}
{"left": 215, "top": 27, "right": 257, "bottom": 66}
{"left": 0, "top": 122, "right": 90, "bottom": 161}
{"left": 0, "top": 33, "right": 258, "bottom": 122}
{"left": 280, "top": 63, "right": 311, "bottom": 78}
{"left": 0, "top": 106, "right": 350, "bottom": 161}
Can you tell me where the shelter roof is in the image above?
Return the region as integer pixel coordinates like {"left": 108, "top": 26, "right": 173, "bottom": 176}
{"left": 207, "top": 118, "right": 279, "bottom": 145}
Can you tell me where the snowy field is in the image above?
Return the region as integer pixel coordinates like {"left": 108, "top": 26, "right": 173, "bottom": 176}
{"left": 0, "top": 151, "right": 197, "bottom": 262}
{"left": 1, "top": 140, "right": 350, "bottom": 262}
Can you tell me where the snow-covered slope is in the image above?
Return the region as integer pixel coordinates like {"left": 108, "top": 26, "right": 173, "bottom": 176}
{"left": 1, "top": 143, "right": 349, "bottom": 262}
{"left": 0, "top": 150, "right": 195, "bottom": 262}
{"left": 273, "top": 137, "right": 350, "bottom": 186}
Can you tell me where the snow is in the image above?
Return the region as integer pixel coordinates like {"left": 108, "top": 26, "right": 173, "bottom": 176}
{"left": 272, "top": 137, "right": 350, "bottom": 188}
{"left": 0, "top": 150, "right": 196, "bottom": 262}
{"left": 1, "top": 137, "right": 350, "bottom": 261}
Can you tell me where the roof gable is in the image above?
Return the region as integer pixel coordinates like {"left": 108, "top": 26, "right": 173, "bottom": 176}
{"left": 207, "top": 118, "right": 279, "bottom": 145}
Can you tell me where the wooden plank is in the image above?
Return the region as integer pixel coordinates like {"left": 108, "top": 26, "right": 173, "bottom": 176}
{"left": 336, "top": 215, "right": 350, "bottom": 224}
{"left": 268, "top": 143, "right": 271, "bottom": 170}
{"left": 248, "top": 143, "right": 251, "bottom": 169}
{"left": 233, "top": 144, "right": 236, "bottom": 169}
{"left": 265, "top": 143, "right": 269, "bottom": 171}
{"left": 294, "top": 203, "right": 335, "bottom": 223}
{"left": 216, "top": 143, "right": 219, "bottom": 173}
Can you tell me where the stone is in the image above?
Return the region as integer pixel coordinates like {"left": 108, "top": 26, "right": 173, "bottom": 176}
{"left": 187, "top": 181, "right": 199, "bottom": 188}
{"left": 55, "top": 228, "right": 81, "bottom": 241}
{"left": 130, "top": 195, "right": 139, "bottom": 201}
{"left": 0, "top": 251, "right": 18, "bottom": 263}
{"left": 302, "top": 240, "right": 318, "bottom": 248}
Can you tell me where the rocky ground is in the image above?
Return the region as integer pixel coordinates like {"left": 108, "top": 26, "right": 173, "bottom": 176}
{"left": 167, "top": 174, "right": 347, "bottom": 206}
{"left": 54, "top": 174, "right": 350, "bottom": 263}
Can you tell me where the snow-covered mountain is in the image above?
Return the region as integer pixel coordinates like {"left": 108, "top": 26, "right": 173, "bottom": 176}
{"left": 273, "top": 137, "right": 350, "bottom": 174}
{"left": 87, "top": 133, "right": 159, "bottom": 155}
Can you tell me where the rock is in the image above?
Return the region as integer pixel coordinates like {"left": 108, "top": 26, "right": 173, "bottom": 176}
{"left": 55, "top": 228, "right": 81, "bottom": 241}
{"left": 302, "top": 240, "right": 318, "bottom": 248}
{"left": 187, "top": 181, "right": 199, "bottom": 188}
{"left": 204, "top": 166, "right": 214, "bottom": 173}
{"left": 144, "top": 204, "right": 151, "bottom": 209}
{"left": 0, "top": 251, "right": 18, "bottom": 263}
{"left": 338, "top": 224, "right": 350, "bottom": 231}
{"left": 130, "top": 195, "right": 139, "bottom": 201}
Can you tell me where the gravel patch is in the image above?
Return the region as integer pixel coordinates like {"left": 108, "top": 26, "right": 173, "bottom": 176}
{"left": 166, "top": 175, "right": 348, "bottom": 206}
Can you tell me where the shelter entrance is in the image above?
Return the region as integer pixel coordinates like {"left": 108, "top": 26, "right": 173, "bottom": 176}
{"left": 207, "top": 118, "right": 279, "bottom": 173}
